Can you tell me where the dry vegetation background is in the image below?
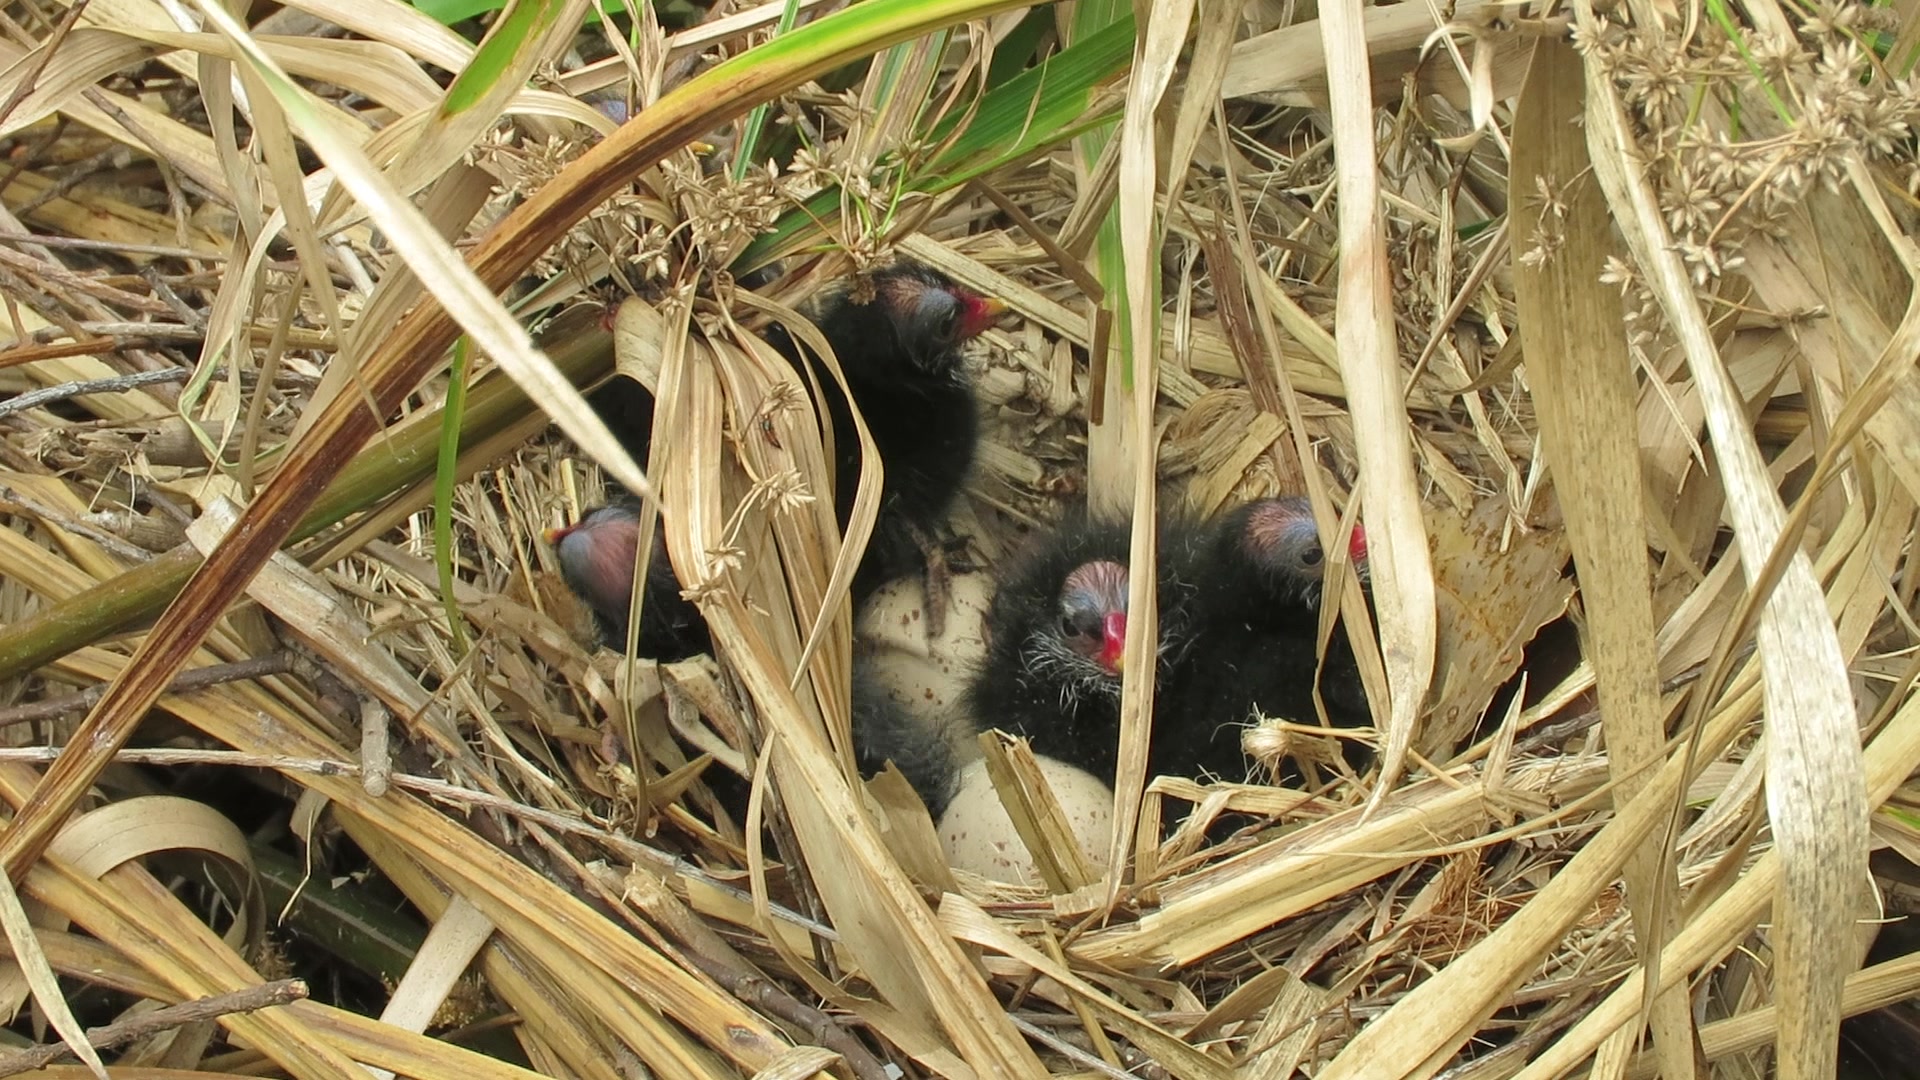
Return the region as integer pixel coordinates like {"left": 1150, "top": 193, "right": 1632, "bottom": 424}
{"left": 0, "top": 0, "right": 1918, "bottom": 1077}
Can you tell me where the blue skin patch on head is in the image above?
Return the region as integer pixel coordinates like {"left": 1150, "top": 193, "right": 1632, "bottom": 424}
{"left": 872, "top": 273, "right": 963, "bottom": 369}
{"left": 904, "top": 289, "right": 960, "bottom": 362}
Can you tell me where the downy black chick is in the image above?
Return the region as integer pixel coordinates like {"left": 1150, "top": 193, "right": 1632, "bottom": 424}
{"left": 963, "top": 498, "right": 1371, "bottom": 787}
{"left": 851, "top": 672, "right": 969, "bottom": 818}
{"left": 563, "top": 261, "right": 1001, "bottom": 656}
{"left": 1160, "top": 496, "right": 1372, "bottom": 768}
{"left": 547, "top": 501, "right": 711, "bottom": 660}
{"left": 1192, "top": 495, "right": 1370, "bottom": 614}
{"left": 961, "top": 510, "right": 1199, "bottom": 783}
{"left": 766, "top": 263, "right": 1001, "bottom": 598}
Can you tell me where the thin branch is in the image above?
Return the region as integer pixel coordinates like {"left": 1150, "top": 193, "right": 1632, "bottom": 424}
{"left": 0, "top": 367, "right": 190, "bottom": 420}
{"left": 0, "top": 979, "right": 307, "bottom": 1077}
{"left": 0, "top": 233, "right": 226, "bottom": 261}
{"left": 0, "top": 336, "right": 126, "bottom": 368}
{"left": 1007, "top": 1013, "right": 1159, "bottom": 1080}
{"left": 0, "top": 244, "right": 172, "bottom": 314}
{"left": 0, "top": 654, "right": 296, "bottom": 728}
{"left": 14, "top": 321, "right": 331, "bottom": 350}
{"left": 609, "top": 865, "right": 891, "bottom": 1080}
{"left": 0, "top": 483, "right": 159, "bottom": 564}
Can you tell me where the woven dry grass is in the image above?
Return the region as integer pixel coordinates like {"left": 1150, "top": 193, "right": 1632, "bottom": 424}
{"left": 1, "top": 0, "right": 1918, "bottom": 1078}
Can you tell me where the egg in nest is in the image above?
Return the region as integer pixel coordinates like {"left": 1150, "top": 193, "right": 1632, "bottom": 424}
{"left": 858, "top": 571, "right": 1114, "bottom": 886}
{"left": 856, "top": 570, "right": 993, "bottom": 715}
{"left": 936, "top": 756, "right": 1113, "bottom": 888}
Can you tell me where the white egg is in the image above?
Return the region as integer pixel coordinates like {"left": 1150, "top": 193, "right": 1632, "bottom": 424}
{"left": 937, "top": 756, "right": 1113, "bottom": 887}
{"left": 858, "top": 571, "right": 1114, "bottom": 887}
{"left": 855, "top": 570, "right": 993, "bottom": 715}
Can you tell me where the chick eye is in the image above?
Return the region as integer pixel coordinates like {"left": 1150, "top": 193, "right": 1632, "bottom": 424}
{"left": 1298, "top": 544, "right": 1324, "bottom": 568}
{"left": 1058, "top": 605, "right": 1101, "bottom": 643}
{"left": 934, "top": 306, "right": 960, "bottom": 342}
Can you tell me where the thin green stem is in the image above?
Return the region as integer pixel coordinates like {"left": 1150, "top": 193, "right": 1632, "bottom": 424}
{"left": 731, "top": 0, "right": 807, "bottom": 179}
{"left": 435, "top": 337, "right": 475, "bottom": 656}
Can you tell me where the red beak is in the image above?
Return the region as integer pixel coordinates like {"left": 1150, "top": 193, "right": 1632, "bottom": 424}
{"left": 1347, "top": 522, "right": 1368, "bottom": 563}
{"left": 1099, "top": 611, "right": 1127, "bottom": 674}
{"left": 958, "top": 295, "right": 1008, "bottom": 341}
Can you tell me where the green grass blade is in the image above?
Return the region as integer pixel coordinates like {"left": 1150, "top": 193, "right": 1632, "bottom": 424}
{"left": 444, "top": 0, "right": 577, "bottom": 114}
{"left": 733, "top": 15, "right": 1134, "bottom": 270}
{"left": 731, "top": 0, "right": 807, "bottom": 178}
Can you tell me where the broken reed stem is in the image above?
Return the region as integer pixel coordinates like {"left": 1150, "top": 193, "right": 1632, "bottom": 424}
{"left": 0, "top": 979, "right": 307, "bottom": 1077}
{"left": 359, "top": 696, "right": 392, "bottom": 798}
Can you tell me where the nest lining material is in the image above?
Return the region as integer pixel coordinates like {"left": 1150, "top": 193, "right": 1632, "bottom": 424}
{"left": 2, "top": 1, "right": 1918, "bottom": 1076}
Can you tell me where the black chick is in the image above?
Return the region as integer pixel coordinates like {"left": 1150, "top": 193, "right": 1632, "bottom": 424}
{"left": 547, "top": 501, "right": 711, "bottom": 661}
{"left": 548, "top": 505, "right": 970, "bottom": 813}
{"left": 964, "top": 498, "right": 1370, "bottom": 787}
{"left": 851, "top": 672, "right": 968, "bottom": 817}
{"left": 767, "top": 264, "right": 1002, "bottom": 597}
{"left": 1161, "top": 497, "right": 1372, "bottom": 772}
{"left": 962, "top": 511, "right": 1197, "bottom": 783}
{"left": 1193, "top": 495, "right": 1369, "bottom": 614}
{"left": 567, "top": 262, "right": 1001, "bottom": 656}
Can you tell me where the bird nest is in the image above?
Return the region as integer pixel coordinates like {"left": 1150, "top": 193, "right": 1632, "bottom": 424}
{"left": 1, "top": 1, "right": 1918, "bottom": 1078}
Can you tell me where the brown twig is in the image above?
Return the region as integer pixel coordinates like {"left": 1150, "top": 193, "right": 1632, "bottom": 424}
{"left": 26, "top": 321, "right": 205, "bottom": 342}
{"left": 0, "top": 979, "right": 307, "bottom": 1077}
{"left": 0, "top": 484, "right": 161, "bottom": 564}
{"left": 0, "top": 245, "right": 172, "bottom": 314}
{"left": 9, "top": 320, "right": 331, "bottom": 350}
{"left": 1007, "top": 1013, "right": 1159, "bottom": 1080}
{"left": 0, "top": 653, "right": 296, "bottom": 728}
{"left": 0, "top": 336, "right": 126, "bottom": 369}
{"left": 968, "top": 179, "right": 1106, "bottom": 304}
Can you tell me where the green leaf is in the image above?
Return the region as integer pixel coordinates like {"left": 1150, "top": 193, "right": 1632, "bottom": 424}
{"left": 410, "top": 0, "right": 634, "bottom": 39}
{"left": 985, "top": 7, "right": 1051, "bottom": 88}
{"left": 923, "top": 15, "right": 1130, "bottom": 184}
{"left": 411, "top": 0, "right": 508, "bottom": 27}
{"left": 1067, "top": 0, "right": 1133, "bottom": 386}
{"left": 732, "top": 15, "right": 1134, "bottom": 270}
{"left": 444, "top": 0, "right": 578, "bottom": 115}
{"left": 732, "top": 0, "right": 808, "bottom": 178}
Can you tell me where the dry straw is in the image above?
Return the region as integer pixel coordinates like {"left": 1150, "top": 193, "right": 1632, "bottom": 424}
{"left": 0, "top": 0, "right": 1917, "bottom": 1077}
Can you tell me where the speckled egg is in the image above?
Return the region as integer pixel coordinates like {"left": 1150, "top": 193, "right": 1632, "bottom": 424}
{"left": 855, "top": 570, "right": 993, "bottom": 715}
{"left": 937, "top": 756, "right": 1113, "bottom": 887}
